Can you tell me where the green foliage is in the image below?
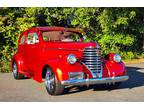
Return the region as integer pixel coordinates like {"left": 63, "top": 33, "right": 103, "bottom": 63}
{"left": 141, "top": 52, "right": 144, "bottom": 58}
{"left": 0, "top": 56, "right": 10, "bottom": 73}
{"left": 0, "top": 7, "right": 144, "bottom": 72}
{"left": 120, "top": 51, "right": 135, "bottom": 60}
{"left": 0, "top": 7, "right": 38, "bottom": 72}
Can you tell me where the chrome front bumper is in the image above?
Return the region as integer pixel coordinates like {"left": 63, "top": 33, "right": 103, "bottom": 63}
{"left": 61, "top": 76, "right": 129, "bottom": 86}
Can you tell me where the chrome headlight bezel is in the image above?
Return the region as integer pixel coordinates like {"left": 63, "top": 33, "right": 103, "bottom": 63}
{"left": 69, "top": 72, "right": 84, "bottom": 80}
{"left": 67, "top": 54, "right": 77, "bottom": 64}
{"left": 114, "top": 53, "right": 121, "bottom": 63}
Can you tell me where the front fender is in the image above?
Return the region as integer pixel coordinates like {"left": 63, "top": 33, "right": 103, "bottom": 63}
{"left": 50, "top": 60, "right": 83, "bottom": 81}
{"left": 102, "top": 60, "right": 126, "bottom": 78}
{"left": 35, "top": 58, "right": 84, "bottom": 83}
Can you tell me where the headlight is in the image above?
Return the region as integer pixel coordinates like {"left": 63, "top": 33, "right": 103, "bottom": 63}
{"left": 69, "top": 72, "right": 84, "bottom": 80}
{"left": 114, "top": 53, "right": 121, "bottom": 63}
{"left": 67, "top": 54, "right": 77, "bottom": 64}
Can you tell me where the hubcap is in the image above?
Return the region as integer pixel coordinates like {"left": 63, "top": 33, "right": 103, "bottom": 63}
{"left": 45, "top": 68, "right": 55, "bottom": 91}
{"left": 13, "top": 63, "right": 17, "bottom": 77}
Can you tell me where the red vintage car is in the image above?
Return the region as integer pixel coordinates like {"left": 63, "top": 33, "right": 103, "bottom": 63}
{"left": 11, "top": 27, "right": 129, "bottom": 95}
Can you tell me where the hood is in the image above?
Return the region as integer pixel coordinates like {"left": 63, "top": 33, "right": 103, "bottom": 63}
{"left": 44, "top": 41, "right": 100, "bottom": 51}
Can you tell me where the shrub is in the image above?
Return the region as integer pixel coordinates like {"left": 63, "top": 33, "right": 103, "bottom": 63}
{"left": 120, "top": 51, "right": 135, "bottom": 60}
{"left": 0, "top": 56, "right": 10, "bottom": 73}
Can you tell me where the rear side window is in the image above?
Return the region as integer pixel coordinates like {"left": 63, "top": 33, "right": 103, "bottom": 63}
{"left": 19, "top": 35, "right": 25, "bottom": 45}
{"left": 26, "top": 33, "right": 39, "bottom": 44}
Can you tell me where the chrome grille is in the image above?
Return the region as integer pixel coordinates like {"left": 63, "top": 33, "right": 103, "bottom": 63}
{"left": 82, "top": 47, "right": 102, "bottom": 78}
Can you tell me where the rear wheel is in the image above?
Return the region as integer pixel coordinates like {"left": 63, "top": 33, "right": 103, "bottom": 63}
{"left": 12, "top": 62, "right": 23, "bottom": 80}
{"left": 45, "top": 67, "right": 64, "bottom": 95}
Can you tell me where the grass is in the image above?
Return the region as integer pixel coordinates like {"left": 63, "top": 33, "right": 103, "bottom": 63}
{"left": 124, "top": 58, "right": 144, "bottom": 65}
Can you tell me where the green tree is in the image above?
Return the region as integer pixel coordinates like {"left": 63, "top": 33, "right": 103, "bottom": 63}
{"left": 0, "top": 7, "right": 144, "bottom": 72}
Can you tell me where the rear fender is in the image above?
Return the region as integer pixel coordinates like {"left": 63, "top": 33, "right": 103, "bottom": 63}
{"left": 11, "top": 54, "right": 25, "bottom": 74}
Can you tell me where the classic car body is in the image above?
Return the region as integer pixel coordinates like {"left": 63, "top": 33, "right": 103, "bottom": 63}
{"left": 12, "top": 27, "right": 129, "bottom": 95}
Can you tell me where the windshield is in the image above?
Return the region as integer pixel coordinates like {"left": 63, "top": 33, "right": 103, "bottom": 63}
{"left": 42, "top": 31, "right": 83, "bottom": 42}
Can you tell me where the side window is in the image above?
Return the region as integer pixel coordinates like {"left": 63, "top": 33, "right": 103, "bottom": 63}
{"left": 42, "top": 31, "right": 61, "bottom": 41}
{"left": 26, "top": 33, "right": 39, "bottom": 44}
{"left": 19, "top": 35, "right": 25, "bottom": 45}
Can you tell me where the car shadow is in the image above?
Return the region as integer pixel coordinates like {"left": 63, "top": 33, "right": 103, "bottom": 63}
{"left": 18, "top": 74, "right": 30, "bottom": 80}
{"left": 118, "top": 66, "right": 144, "bottom": 89}
{"left": 63, "top": 66, "right": 144, "bottom": 95}
{"left": 19, "top": 77, "right": 29, "bottom": 80}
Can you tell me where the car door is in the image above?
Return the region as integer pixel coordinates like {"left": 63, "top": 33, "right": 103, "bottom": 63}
{"left": 18, "top": 31, "right": 29, "bottom": 73}
{"left": 24, "top": 32, "right": 41, "bottom": 76}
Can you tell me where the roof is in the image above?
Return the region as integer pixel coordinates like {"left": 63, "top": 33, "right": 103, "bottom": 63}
{"left": 34, "top": 26, "right": 82, "bottom": 33}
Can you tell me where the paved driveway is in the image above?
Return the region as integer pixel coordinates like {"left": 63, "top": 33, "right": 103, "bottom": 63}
{"left": 0, "top": 63, "right": 144, "bottom": 102}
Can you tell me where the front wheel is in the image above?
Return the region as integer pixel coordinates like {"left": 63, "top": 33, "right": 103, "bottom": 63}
{"left": 45, "top": 67, "right": 64, "bottom": 95}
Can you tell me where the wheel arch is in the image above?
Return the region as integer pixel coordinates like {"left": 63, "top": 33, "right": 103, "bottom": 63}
{"left": 11, "top": 56, "right": 19, "bottom": 72}
{"left": 12, "top": 54, "right": 25, "bottom": 73}
{"left": 11, "top": 58, "right": 16, "bottom": 70}
{"left": 42, "top": 64, "right": 51, "bottom": 79}
{"left": 41, "top": 63, "right": 64, "bottom": 82}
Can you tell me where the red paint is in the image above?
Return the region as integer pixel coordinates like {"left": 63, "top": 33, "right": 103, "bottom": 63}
{"left": 11, "top": 27, "right": 127, "bottom": 83}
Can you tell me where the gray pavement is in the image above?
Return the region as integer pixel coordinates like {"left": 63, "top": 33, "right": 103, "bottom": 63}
{"left": 0, "top": 63, "right": 144, "bottom": 102}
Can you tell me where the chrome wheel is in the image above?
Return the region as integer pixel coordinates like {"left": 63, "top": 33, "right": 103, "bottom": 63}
{"left": 45, "top": 68, "right": 55, "bottom": 91}
{"left": 13, "top": 63, "right": 18, "bottom": 79}
{"left": 44, "top": 67, "right": 64, "bottom": 95}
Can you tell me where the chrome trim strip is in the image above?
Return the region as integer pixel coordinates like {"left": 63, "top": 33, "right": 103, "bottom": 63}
{"left": 82, "top": 59, "right": 101, "bottom": 62}
{"left": 90, "top": 68, "right": 101, "bottom": 70}
{"left": 82, "top": 47, "right": 102, "bottom": 78}
{"left": 81, "top": 62, "right": 97, "bottom": 78}
{"left": 82, "top": 57, "right": 101, "bottom": 59}
{"left": 46, "top": 48, "right": 83, "bottom": 51}
{"left": 85, "top": 64, "right": 101, "bottom": 66}
{"left": 84, "top": 62, "right": 101, "bottom": 64}
{"left": 61, "top": 76, "right": 129, "bottom": 86}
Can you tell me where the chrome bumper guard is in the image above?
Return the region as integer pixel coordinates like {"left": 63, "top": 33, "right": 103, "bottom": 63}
{"left": 61, "top": 76, "right": 129, "bottom": 86}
